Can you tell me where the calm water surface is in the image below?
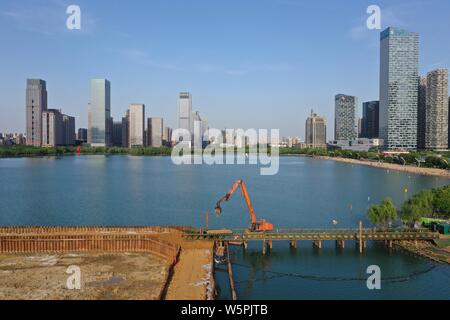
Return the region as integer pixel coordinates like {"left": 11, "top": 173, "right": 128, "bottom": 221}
{"left": 0, "top": 155, "right": 449, "bottom": 299}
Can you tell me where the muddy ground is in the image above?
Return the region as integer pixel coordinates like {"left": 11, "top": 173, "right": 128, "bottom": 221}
{"left": 0, "top": 252, "right": 169, "bottom": 300}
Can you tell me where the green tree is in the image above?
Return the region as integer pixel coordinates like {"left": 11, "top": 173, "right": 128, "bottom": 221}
{"left": 367, "top": 197, "right": 398, "bottom": 228}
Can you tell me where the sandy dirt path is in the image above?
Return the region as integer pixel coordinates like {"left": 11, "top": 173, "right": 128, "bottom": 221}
{"left": 316, "top": 156, "right": 450, "bottom": 178}
{"left": 165, "top": 248, "right": 214, "bottom": 300}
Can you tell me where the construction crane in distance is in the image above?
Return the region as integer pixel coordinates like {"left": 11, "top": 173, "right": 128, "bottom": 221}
{"left": 215, "top": 179, "right": 274, "bottom": 232}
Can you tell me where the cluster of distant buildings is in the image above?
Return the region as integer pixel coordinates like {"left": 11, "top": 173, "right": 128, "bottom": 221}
{"left": 25, "top": 79, "right": 76, "bottom": 147}
{"left": 22, "top": 78, "right": 211, "bottom": 149}
{"left": 0, "top": 133, "right": 26, "bottom": 146}
{"left": 303, "top": 27, "right": 449, "bottom": 152}
{"left": 5, "top": 27, "right": 450, "bottom": 153}
{"left": 86, "top": 79, "right": 177, "bottom": 148}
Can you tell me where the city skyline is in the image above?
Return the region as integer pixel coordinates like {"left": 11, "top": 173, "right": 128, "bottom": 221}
{"left": 1, "top": 1, "right": 450, "bottom": 138}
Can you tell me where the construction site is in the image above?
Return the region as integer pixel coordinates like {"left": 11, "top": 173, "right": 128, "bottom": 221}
{"left": 0, "top": 226, "right": 215, "bottom": 300}
{"left": 0, "top": 180, "right": 449, "bottom": 300}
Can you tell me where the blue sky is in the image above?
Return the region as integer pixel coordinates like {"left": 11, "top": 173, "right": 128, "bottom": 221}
{"left": 0, "top": 0, "right": 449, "bottom": 139}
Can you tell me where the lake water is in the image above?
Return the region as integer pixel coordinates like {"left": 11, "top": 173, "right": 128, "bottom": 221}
{"left": 0, "top": 155, "right": 449, "bottom": 299}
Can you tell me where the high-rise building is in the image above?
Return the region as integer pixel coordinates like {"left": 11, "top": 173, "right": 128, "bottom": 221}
{"left": 128, "top": 104, "right": 145, "bottom": 147}
{"left": 357, "top": 118, "right": 362, "bottom": 138}
{"left": 192, "top": 111, "right": 208, "bottom": 148}
{"left": 334, "top": 94, "right": 358, "bottom": 140}
{"left": 26, "top": 79, "right": 48, "bottom": 146}
{"left": 163, "top": 127, "right": 173, "bottom": 146}
{"left": 425, "top": 69, "right": 448, "bottom": 150}
{"left": 379, "top": 27, "right": 419, "bottom": 150}
{"left": 88, "top": 79, "right": 111, "bottom": 147}
{"left": 121, "top": 111, "right": 129, "bottom": 147}
{"left": 77, "top": 128, "right": 87, "bottom": 142}
{"left": 62, "top": 114, "right": 75, "bottom": 146}
{"left": 201, "top": 116, "right": 209, "bottom": 145}
{"left": 147, "top": 117, "right": 163, "bottom": 147}
{"left": 112, "top": 121, "right": 123, "bottom": 147}
{"left": 177, "top": 92, "right": 192, "bottom": 143}
{"left": 417, "top": 76, "right": 427, "bottom": 149}
{"left": 42, "top": 109, "right": 63, "bottom": 147}
{"left": 361, "top": 101, "right": 379, "bottom": 139}
{"left": 305, "top": 109, "right": 327, "bottom": 148}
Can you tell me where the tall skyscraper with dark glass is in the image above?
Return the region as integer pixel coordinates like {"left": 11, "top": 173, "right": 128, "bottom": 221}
{"left": 379, "top": 27, "right": 419, "bottom": 150}
{"left": 88, "top": 79, "right": 111, "bottom": 147}
{"left": 26, "top": 79, "right": 48, "bottom": 146}
{"left": 334, "top": 94, "right": 357, "bottom": 140}
{"left": 62, "top": 114, "right": 75, "bottom": 146}
{"left": 112, "top": 121, "right": 123, "bottom": 147}
{"left": 417, "top": 76, "right": 427, "bottom": 149}
{"left": 121, "top": 111, "right": 129, "bottom": 147}
{"left": 361, "top": 101, "right": 379, "bottom": 139}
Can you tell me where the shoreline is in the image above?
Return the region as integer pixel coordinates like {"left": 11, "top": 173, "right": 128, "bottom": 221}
{"left": 314, "top": 156, "right": 450, "bottom": 178}
{"left": 1, "top": 151, "right": 450, "bottom": 179}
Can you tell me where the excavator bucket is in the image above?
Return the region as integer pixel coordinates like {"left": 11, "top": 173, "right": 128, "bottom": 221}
{"left": 214, "top": 205, "right": 222, "bottom": 215}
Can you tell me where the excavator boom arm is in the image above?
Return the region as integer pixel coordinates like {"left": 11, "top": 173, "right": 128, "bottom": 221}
{"left": 215, "top": 179, "right": 257, "bottom": 224}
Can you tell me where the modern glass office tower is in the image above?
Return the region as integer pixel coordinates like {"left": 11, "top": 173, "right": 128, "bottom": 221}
{"left": 147, "top": 117, "right": 163, "bottom": 147}
{"left": 334, "top": 94, "right": 358, "bottom": 140}
{"left": 425, "top": 69, "right": 448, "bottom": 150}
{"left": 62, "top": 114, "right": 75, "bottom": 146}
{"left": 163, "top": 127, "right": 173, "bottom": 146}
{"left": 77, "top": 128, "right": 87, "bottom": 142}
{"left": 42, "top": 109, "right": 63, "bottom": 147}
{"left": 177, "top": 92, "right": 192, "bottom": 143}
{"left": 128, "top": 104, "right": 145, "bottom": 147}
{"left": 112, "top": 121, "right": 123, "bottom": 147}
{"left": 417, "top": 76, "right": 427, "bottom": 149}
{"left": 379, "top": 27, "right": 419, "bottom": 150}
{"left": 361, "top": 101, "right": 379, "bottom": 139}
{"left": 88, "top": 79, "right": 111, "bottom": 147}
{"left": 26, "top": 79, "right": 48, "bottom": 146}
{"left": 305, "top": 109, "right": 327, "bottom": 148}
{"left": 121, "top": 111, "right": 129, "bottom": 147}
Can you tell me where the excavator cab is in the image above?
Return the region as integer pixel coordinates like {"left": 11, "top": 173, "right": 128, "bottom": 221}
{"left": 253, "top": 219, "right": 274, "bottom": 232}
{"left": 215, "top": 180, "right": 274, "bottom": 232}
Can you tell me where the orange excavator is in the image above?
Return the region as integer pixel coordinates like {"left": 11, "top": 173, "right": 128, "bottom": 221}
{"left": 214, "top": 179, "right": 274, "bottom": 232}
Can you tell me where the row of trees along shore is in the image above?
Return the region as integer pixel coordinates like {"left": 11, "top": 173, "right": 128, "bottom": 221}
{"left": 367, "top": 185, "right": 450, "bottom": 228}
{"left": 1, "top": 145, "right": 450, "bottom": 170}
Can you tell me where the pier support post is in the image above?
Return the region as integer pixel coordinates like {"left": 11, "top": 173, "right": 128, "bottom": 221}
{"left": 359, "top": 221, "right": 363, "bottom": 254}
{"left": 336, "top": 240, "right": 345, "bottom": 249}
{"left": 313, "top": 240, "right": 322, "bottom": 249}
{"left": 289, "top": 240, "right": 297, "bottom": 249}
{"left": 243, "top": 241, "right": 248, "bottom": 249}
{"left": 262, "top": 241, "right": 266, "bottom": 255}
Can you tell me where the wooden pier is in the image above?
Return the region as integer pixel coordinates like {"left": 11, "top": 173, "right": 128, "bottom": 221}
{"left": 184, "top": 223, "right": 440, "bottom": 254}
